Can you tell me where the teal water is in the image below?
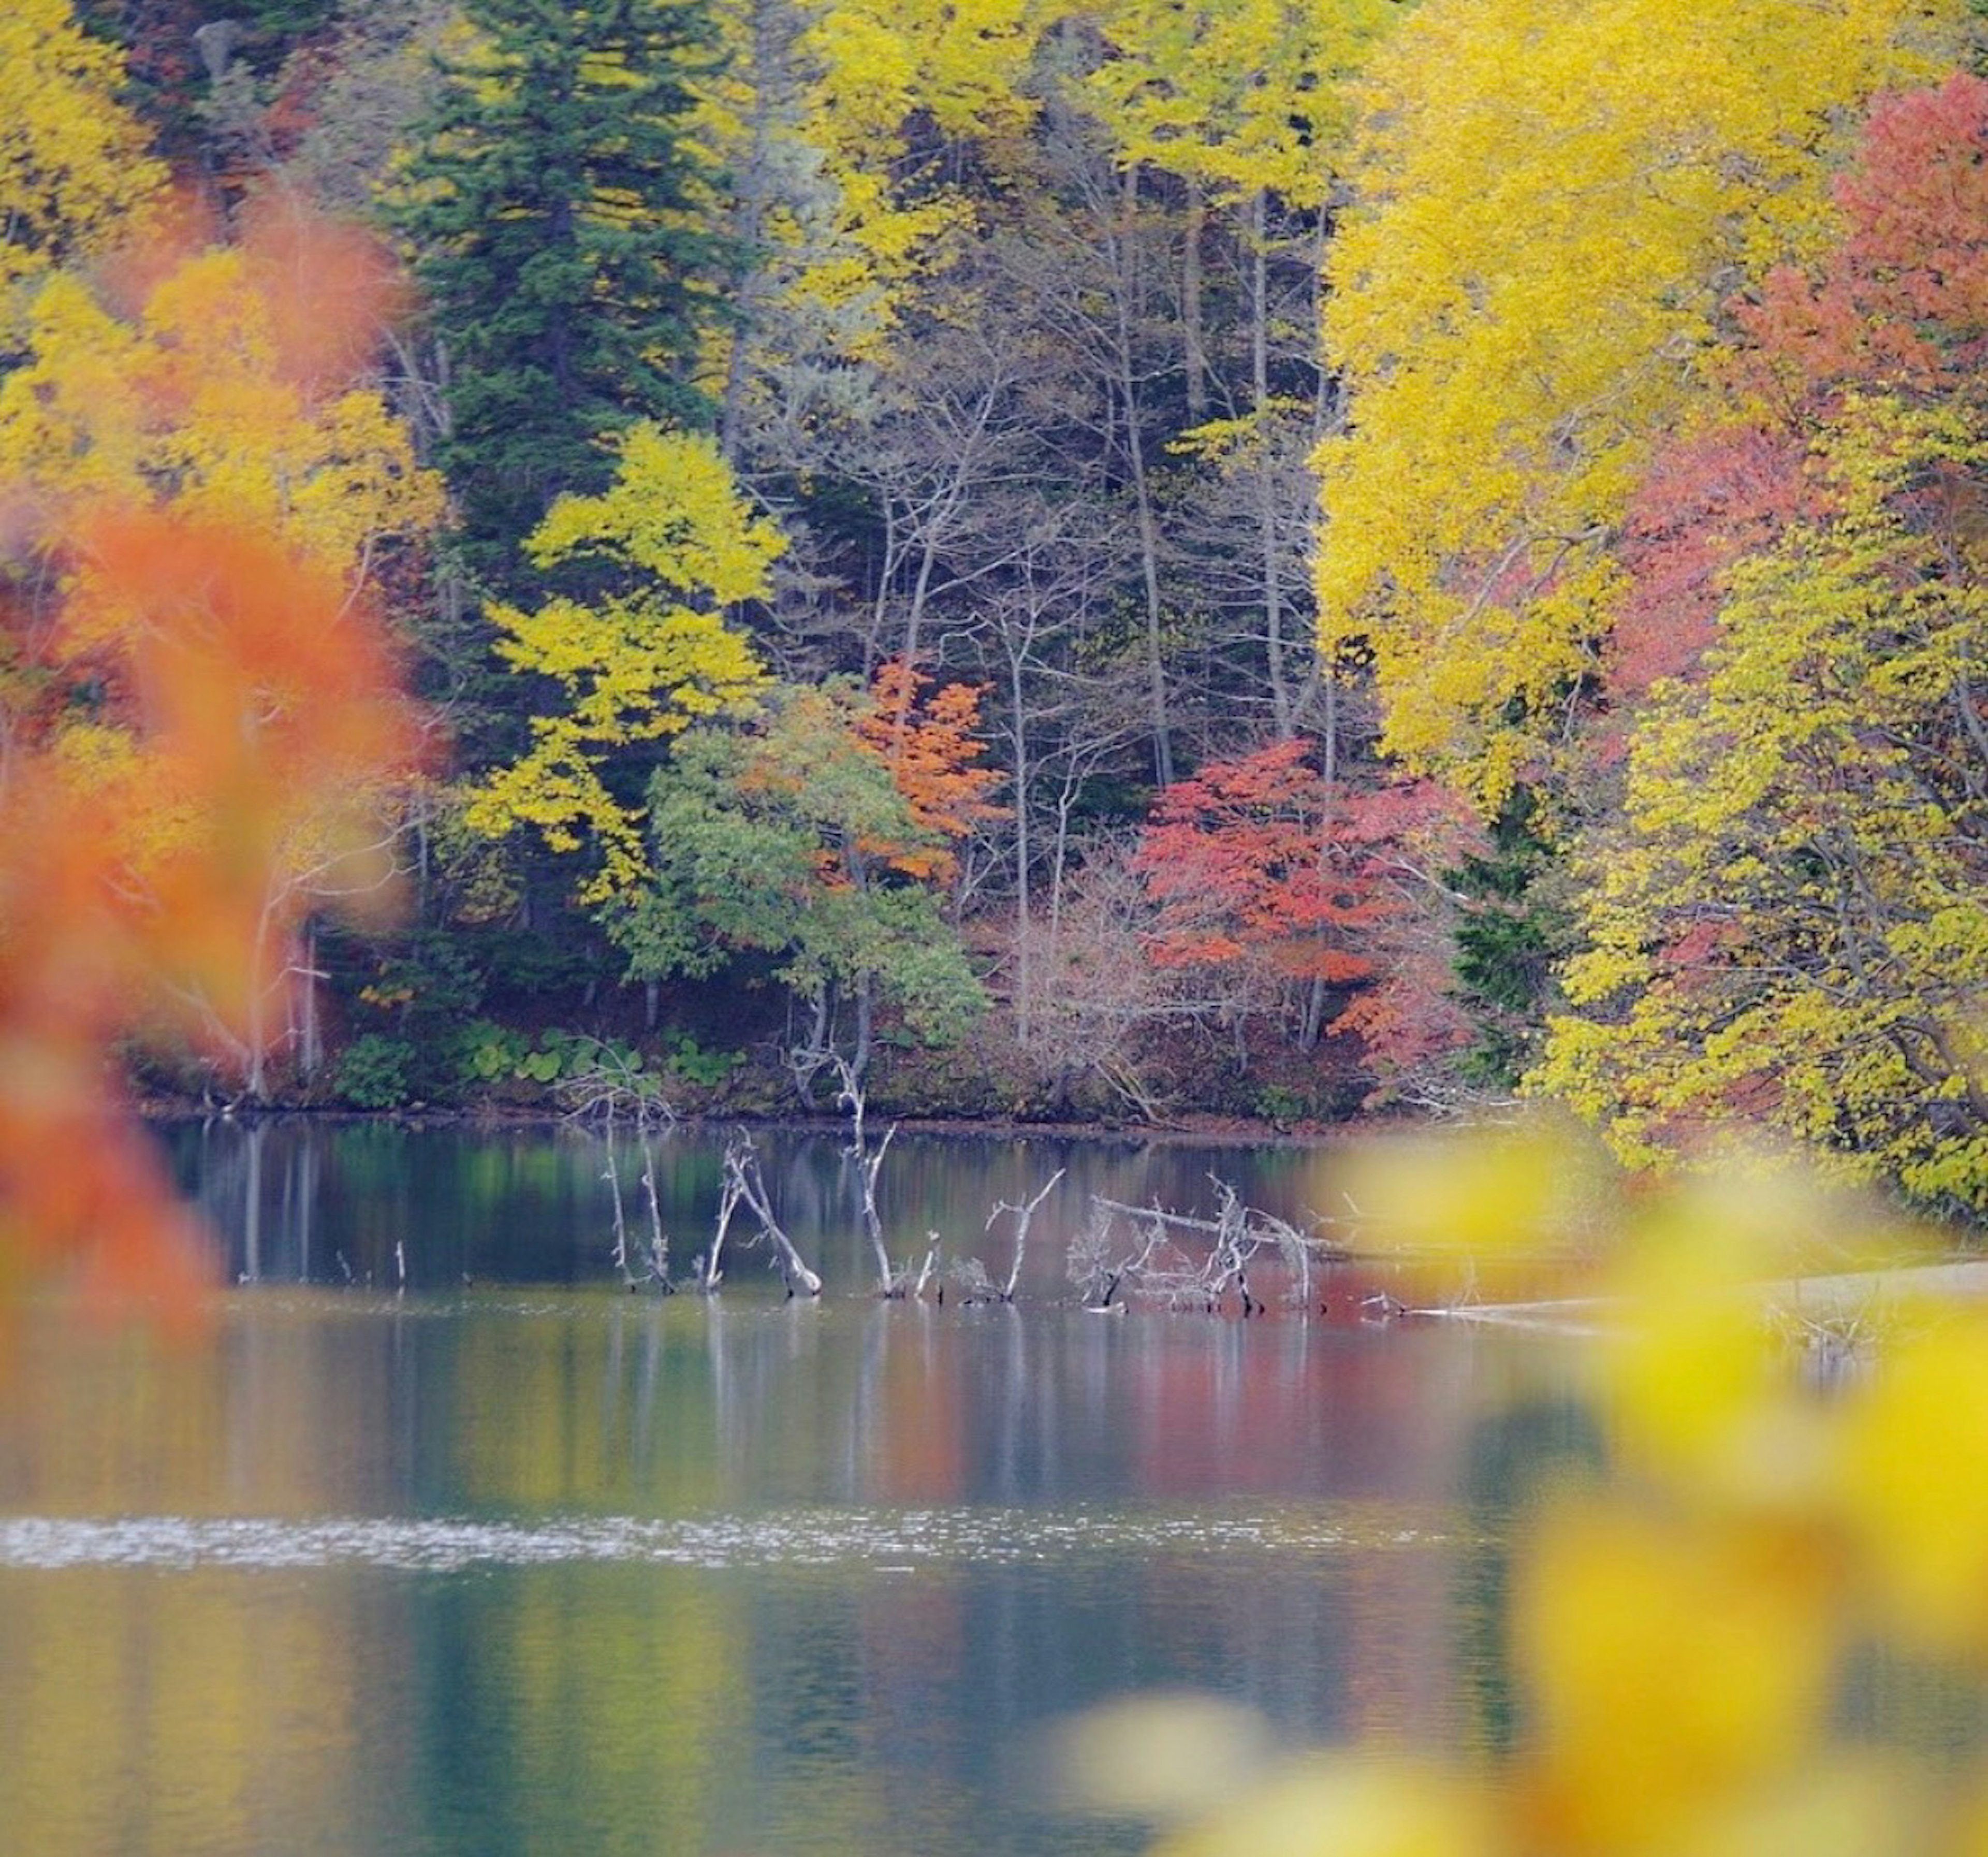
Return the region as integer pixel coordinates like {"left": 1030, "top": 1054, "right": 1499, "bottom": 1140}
{"left": 0, "top": 1122, "right": 1548, "bottom": 1855}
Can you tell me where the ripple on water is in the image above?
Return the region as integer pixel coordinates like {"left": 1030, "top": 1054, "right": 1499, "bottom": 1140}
{"left": 0, "top": 1508, "right": 1453, "bottom": 1573}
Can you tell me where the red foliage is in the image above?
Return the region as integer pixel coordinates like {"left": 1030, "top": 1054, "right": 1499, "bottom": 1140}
{"left": 1609, "top": 77, "right": 1988, "bottom": 722}
{"left": 1134, "top": 738, "right": 1467, "bottom": 992}
{"left": 1742, "top": 74, "right": 1988, "bottom": 395}
{"left": 1605, "top": 423, "right": 1811, "bottom": 728}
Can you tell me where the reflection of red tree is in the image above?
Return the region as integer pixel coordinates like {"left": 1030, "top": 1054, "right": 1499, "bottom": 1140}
{"left": 1130, "top": 1316, "right": 1469, "bottom": 1503}
{"left": 872, "top": 1315, "right": 968, "bottom": 1504}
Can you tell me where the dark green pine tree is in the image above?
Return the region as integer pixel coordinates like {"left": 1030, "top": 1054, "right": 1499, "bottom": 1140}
{"left": 400, "top": 0, "right": 724, "bottom": 593}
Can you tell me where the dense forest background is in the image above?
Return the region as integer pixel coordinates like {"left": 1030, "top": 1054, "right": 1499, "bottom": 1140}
{"left": 8, "top": 0, "right": 1988, "bottom": 1214}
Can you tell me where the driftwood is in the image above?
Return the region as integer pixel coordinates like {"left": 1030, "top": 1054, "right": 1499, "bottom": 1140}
{"left": 835, "top": 1057, "right": 906, "bottom": 1296}
{"left": 1069, "top": 1178, "right": 1337, "bottom": 1314}
{"left": 984, "top": 1168, "right": 1065, "bottom": 1302}
{"left": 602, "top": 1131, "right": 675, "bottom": 1292}
{"left": 717, "top": 1130, "right": 822, "bottom": 1297}
{"left": 639, "top": 1143, "right": 673, "bottom": 1289}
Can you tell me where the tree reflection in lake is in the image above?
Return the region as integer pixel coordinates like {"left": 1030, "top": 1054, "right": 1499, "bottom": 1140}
{"left": 0, "top": 1122, "right": 1559, "bottom": 1855}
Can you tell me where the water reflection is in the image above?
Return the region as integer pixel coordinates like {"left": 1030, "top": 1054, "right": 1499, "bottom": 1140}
{"left": 168, "top": 1118, "right": 1344, "bottom": 1296}
{"left": 0, "top": 1127, "right": 1564, "bottom": 1855}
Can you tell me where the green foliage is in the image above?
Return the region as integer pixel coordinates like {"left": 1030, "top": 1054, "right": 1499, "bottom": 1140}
{"left": 448, "top": 1020, "right": 652, "bottom": 1093}
{"left": 1251, "top": 1082, "right": 1309, "bottom": 1128}
{"left": 366, "top": 932, "right": 486, "bottom": 1024}
{"left": 1447, "top": 791, "right": 1559, "bottom": 1089}
{"left": 230, "top": 0, "right": 340, "bottom": 65}
{"left": 453, "top": 1019, "right": 523, "bottom": 1082}
{"left": 332, "top": 1033, "right": 417, "bottom": 1109}
{"left": 664, "top": 1031, "right": 741, "bottom": 1089}
{"left": 472, "top": 928, "right": 601, "bottom": 1002}
{"left": 620, "top": 680, "right": 988, "bottom": 1056}
{"left": 394, "top": 0, "right": 725, "bottom": 583}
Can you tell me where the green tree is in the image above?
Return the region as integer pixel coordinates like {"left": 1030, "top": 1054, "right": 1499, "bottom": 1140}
{"left": 397, "top": 0, "right": 725, "bottom": 586}
{"left": 622, "top": 678, "right": 989, "bottom": 1084}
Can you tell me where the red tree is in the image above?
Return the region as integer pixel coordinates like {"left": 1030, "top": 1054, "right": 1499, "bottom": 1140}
{"left": 1134, "top": 740, "right": 1474, "bottom": 1070}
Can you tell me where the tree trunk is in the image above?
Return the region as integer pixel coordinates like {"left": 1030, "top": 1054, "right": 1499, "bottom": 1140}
{"left": 1251, "top": 192, "right": 1294, "bottom": 741}
{"left": 1116, "top": 167, "right": 1173, "bottom": 789}
{"left": 1010, "top": 646, "right": 1034, "bottom": 1047}
{"left": 1182, "top": 180, "right": 1207, "bottom": 424}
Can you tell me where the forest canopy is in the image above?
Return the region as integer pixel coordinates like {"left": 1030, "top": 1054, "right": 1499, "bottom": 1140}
{"left": 4, "top": 0, "right": 1986, "bottom": 1214}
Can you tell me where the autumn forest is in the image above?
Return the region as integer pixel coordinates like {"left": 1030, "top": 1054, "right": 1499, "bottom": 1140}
{"left": 8, "top": 0, "right": 1988, "bottom": 1221}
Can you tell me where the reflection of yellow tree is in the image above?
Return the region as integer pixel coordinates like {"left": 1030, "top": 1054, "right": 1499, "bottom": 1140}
{"left": 488, "top": 1571, "right": 749, "bottom": 1852}
{"left": 444, "top": 1304, "right": 752, "bottom": 1846}
{"left": 0, "top": 1310, "right": 415, "bottom": 1854}
{"left": 3, "top": 1572, "right": 396, "bottom": 1856}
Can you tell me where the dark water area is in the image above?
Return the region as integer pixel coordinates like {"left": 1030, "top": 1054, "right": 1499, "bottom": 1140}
{"left": 161, "top": 1116, "right": 1362, "bottom": 1295}
{"left": 0, "top": 1121, "right": 1578, "bottom": 1855}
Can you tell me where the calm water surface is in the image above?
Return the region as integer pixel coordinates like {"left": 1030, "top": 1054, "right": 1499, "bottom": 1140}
{"left": 0, "top": 1121, "right": 1579, "bottom": 1855}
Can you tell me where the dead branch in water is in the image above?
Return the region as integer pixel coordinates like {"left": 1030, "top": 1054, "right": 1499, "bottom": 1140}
{"left": 720, "top": 1130, "right": 823, "bottom": 1297}
{"left": 985, "top": 1168, "right": 1065, "bottom": 1302}
{"left": 1071, "top": 1178, "right": 1339, "bottom": 1314}
{"left": 835, "top": 1057, "right": 908, "bottom": 1296}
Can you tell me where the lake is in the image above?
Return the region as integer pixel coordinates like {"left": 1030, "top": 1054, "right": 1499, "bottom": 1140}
{"left": 0, "top": 1119, "right": 1576, "bottom": 1855}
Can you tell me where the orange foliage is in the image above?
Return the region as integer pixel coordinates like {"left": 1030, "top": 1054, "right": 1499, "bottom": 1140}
{"left": 1135, "top": 740, "right": 1464, "bottom": 985}
{"left": 854, "top": 659, "right": 1006, "bottom": 881}
{"left": 0, "top": 209, "right": 427, "bottom": 1337}
{"left": 0, "top": 509, "right": 418, "bottom": 1337}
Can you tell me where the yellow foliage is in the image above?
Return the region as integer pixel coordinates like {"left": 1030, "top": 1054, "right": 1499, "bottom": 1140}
{"left": 1515, "top": 1500, "right": 1841, "bottom": 1851}
{"left": 1312, "top": 0, "right": 1963, "bottom": 802}
{"left": 689, "top": 0, "right": 1052, "bottom": 375}
{"left": 1837, "top": 1311, "right": 1988, "bottom": 1657}
{"left": 1538, "top": 396, "right": 1988, "bottom": 1207}
{"left": 1156, "top": 1757, "right": 1495, "bottom": 1857}
{"left": 0, "top": 238, "right": 443, "bottom": 601}
{"left": 467, "top": 426, "right": 774, "bottom": 901}
{"left": 0, "top": 0, "right": 165, "bottom": 293}
{"left": 1084, "top": 0, "right": 1397, "bottom": 208}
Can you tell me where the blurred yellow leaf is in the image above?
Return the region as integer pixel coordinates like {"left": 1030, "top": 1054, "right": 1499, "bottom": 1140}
{"left": 1837, "top": 1310, "right": 1988, "bottom": 1657}
{"left": 1514, "top": 1499, "right": 1840, "bottom": 1851}
{"left": 1048, "top": 1693, "right": 1276, "bottom": 1825}
{"left": 1156, "top": 1756, "right": 1497, "bottom": 1857}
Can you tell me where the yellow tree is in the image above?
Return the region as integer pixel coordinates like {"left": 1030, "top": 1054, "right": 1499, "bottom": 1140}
{"left": 465, "top": 423, "right": 777, "bottom": 903}
{"left": 689, "top": 0, "right": 1054, "bottom": 423}
{"left": 1541, "top": 400, "right": 1988, "bottom": 1206}
{"left": 0, "top": 395, "right": 427, "bottom": 1318}
{"left": 0, "top": 7, "right": 435, "bottom": 1312}
{"left": 0, "top": 209, "right": 440, "bottom": 587}
{"left": 1312, "top": 0, "right": 1964, "bottom": 804}
{"left": 1081, "top": 0, "right": 1390, "bottom": 211}
{"left": 0, "top": 0, "right": 164, "bottom": 295}
{"left": 1539, "top": 74, "right": 1988, "bottom": 1209}
{"left": 0, "top": 201, "right": 445, "bottom": 1086}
